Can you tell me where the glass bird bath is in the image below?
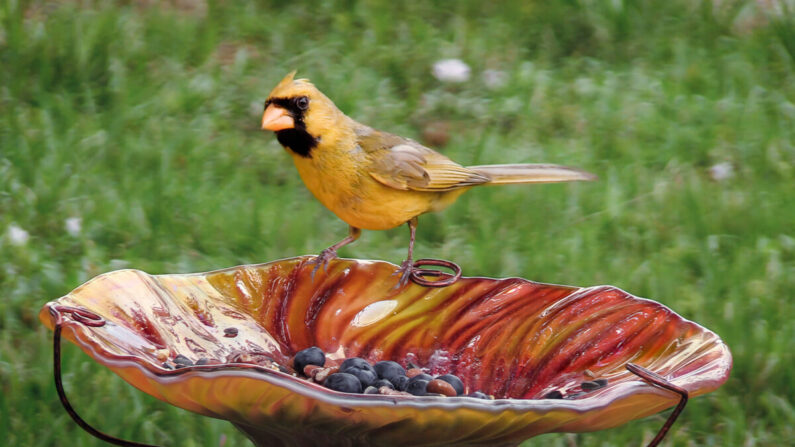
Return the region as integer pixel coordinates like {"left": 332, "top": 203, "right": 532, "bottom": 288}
{"left": 40, "top": 257, "right": 732, "bottom": 447}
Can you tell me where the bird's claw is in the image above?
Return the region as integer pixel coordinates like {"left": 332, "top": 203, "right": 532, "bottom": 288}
{"left": 308, "top": 248, "right": 338, "bottom": 279}
{"left": 391, "top": 260, "right": 415, "bottom": 289}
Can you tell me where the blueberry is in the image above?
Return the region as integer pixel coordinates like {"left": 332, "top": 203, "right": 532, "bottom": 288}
{"left": 345, "top": 367, "right": 377, "bottom": 388}
{"left": 325, "top": 373, "right": 363, "bottom": 394}
{"left": 543, "top": 390, "right": 563, "bottom": 399}
{"left": 173, "top": 355, "right": 193, "bottom": 367}
{"left": 340, "top": 357, "right": 375, "bottom": 374}
{"left": 195, "top": 358, "right": 210, "bottom": 366}
{"left": 406, "top": 379, "right": 429, "bottom": 396}
{"left": 391, "top": 375, "right": 410, "bottom": 391}
{"left": 436, "top": 374, "right": 464, "bottom": 396}
{"left": 364, "top": 386, "right": 380, "bottom": 394}
{"left": 465, "top": 391, "right": 489, "bottom": 399}
{"left": 408, "top": 373, "right": 433, "bottom": 385}
{"left": 374, "top": 361, "right": 406, "bottom": 382}
{"left": 373, "top": 379, "right": 394, "bottom": 390}
{"left": 294, "top": 347, "right": 325, "bottom": 375}
{"left": 581, "top": 379, "right": 608, "bottom": 391}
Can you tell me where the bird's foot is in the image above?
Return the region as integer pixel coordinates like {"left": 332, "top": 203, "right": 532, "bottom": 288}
{"left": 392, "top": 259, "right": 415, "bottom": 289}
{"left": 308, "top": 248, "right": 338, "bottom": 279}
{"left": 392, "top": 258, "right": 463, "bottom": 288}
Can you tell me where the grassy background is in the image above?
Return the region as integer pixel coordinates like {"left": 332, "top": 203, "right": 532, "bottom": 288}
{"left": 1, "top": 0, "right": 793, "bottom": 445}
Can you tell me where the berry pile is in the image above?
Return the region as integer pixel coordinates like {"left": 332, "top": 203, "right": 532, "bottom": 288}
{"left": 159, "top": 343, "right": 610, "bottom": 400}
{"left": 293, "top": 347, "right": 490, "bottom": 398}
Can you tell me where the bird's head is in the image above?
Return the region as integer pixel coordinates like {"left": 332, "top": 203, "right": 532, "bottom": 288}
{"left": 262, "top": 71, "right": 346, "bottom": 158}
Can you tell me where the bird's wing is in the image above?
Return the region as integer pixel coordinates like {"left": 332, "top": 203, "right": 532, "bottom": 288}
{"left": 358, "top": 128, "right": 489, "bottom": 192}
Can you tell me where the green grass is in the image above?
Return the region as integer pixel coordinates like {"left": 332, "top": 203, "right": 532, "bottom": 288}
{"left": 1, "top": 0, "right": 793, "bottom": 445}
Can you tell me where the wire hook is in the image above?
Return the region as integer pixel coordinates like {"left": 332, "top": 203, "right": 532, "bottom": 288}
{"left": 50, "top": 305, "right": 160, "bottom": 447}
{"left": 626, "top": 363, "right": 689, "bottom": 447}
{"left": 410, "top": 258, "right": 463, "bottom": 287}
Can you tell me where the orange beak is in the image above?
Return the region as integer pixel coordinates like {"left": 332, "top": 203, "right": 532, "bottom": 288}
{"left": 261, "top": 104, "right": 295, "bottom": 131}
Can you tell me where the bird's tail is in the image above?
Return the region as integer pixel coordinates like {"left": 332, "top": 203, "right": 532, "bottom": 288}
{"left": 469, "top": 163, "right": 597, "bottom": 185}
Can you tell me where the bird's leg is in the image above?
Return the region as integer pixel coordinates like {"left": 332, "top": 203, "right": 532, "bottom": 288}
{"left": 309, "top": 226, "right": 361, "bottom": 277}
{"left": 393, "top": 217, "right": 463, "bottom": 288}
{"left": 394, "top": 217, "right": 418, "bottom": 288}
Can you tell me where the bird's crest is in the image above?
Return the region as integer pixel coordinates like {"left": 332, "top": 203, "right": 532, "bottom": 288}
{"left": 268, "top": 70, "right": 316, "bottom": 100}
{"left": 276, "top": 70, "right": 297, "bottom": 89}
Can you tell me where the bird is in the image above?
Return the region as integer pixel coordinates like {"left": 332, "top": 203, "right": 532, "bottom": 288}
{"left": 261, "top": 71, "right": 596, "bottom": 287}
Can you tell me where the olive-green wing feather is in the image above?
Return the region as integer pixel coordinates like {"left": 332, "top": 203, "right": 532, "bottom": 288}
{"left": 358, "top": 128, "right": 489, "bottom": 192}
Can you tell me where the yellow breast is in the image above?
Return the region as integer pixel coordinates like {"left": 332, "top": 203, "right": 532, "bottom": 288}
{"left": 292, "top": 152, "right": 439, "bottom": 230}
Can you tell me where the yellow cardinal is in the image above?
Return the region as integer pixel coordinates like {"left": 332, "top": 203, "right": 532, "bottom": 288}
{"left": 262, "top": 71, "right": 595, "bottom": 286}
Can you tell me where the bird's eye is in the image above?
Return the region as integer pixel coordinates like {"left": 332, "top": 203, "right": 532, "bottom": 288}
{"left": 295, "top": 96, "right": 309, "bottom": 110}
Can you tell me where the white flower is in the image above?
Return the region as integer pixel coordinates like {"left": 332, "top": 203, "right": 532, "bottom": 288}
{"left": 709, "top": 162, "right": 734, "bottom": 181}
{"left": 7, "top": 224, "right": 29, "bottom": 246}
{"left": 188, "top": 74, "right": 215, "bottom": 94}
{"left": 432, "top": 59, "right": 471, "bottom": 83}
{"left": 65, "top": 217, "right": 82, "bottom": 236}
{"left": 482, "top": 69, "right": 507, "bottom": 89}
{"left": 574, "top": 77, "right": 597, "bottom": 96}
